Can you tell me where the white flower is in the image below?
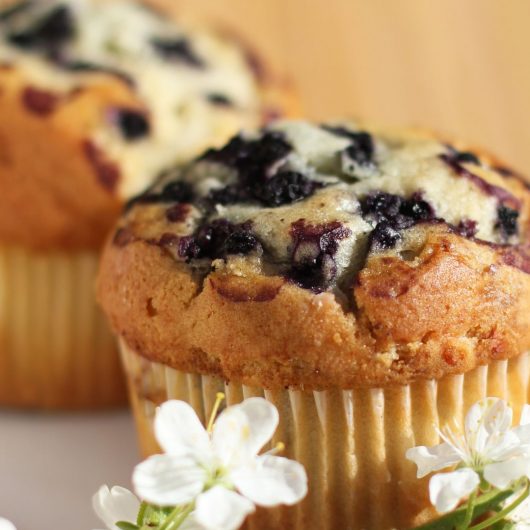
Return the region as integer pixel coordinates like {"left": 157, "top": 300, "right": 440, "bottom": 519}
{"left": 92, "top": 485, "right": 140, "bottom": 530}
{"left": 0, "top": 518, "right": 16, "bottom": 530}
{"left": 133, "top": 398, "right": 308, "bottom": 530}
{"left": 406, "top": 398, "right": 530, "bottom": 513}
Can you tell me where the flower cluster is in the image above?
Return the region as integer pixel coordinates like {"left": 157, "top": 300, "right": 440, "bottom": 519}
{"left": 407, "top": 398, "right": 530, "bottom": 530}
{"left": 93, "top": 395, "right": 307, "bottom": 530}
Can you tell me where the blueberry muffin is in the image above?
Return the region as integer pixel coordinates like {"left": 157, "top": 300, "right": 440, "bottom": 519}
{"left": 98, "top": 120, "right": 530, "bottom": 529}
{"left": 0, "top": 0, "right": 293, "bottom": 409}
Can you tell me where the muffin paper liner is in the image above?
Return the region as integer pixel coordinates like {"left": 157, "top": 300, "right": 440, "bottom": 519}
{"left": 120, "top": 340, "right": 530, "bottom": 530}
{"left": 0, "top": 245, "right": 126, "bottom": 409}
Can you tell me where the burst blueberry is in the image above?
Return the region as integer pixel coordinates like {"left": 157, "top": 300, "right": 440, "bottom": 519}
{"left": 496, "top": 205, "right": 519, "bottom": 240}
{"left": 8, "top": 5, "right": 74, "bottom": 51}
{"left": 369, "top": 222, "right": 402, "bottom": 250}
{"left": 445, "top": 145, "right": 481, "bottom": 165}
{"left": 207, "top": 93, "right": 233, "bottom": 107}
{"left": 202, "top": 132, "right": 321, "bottom": 207}
{"left": 126, "top": 181, "right": 194, "bottom": 210}
{"left": 111, "top": 108, "right": 150, "bottom": 141}
{"left": 253, "top": 171, "right": 321, "bottom": 207}
{"left": 205, "top": 185, "right": 246, "bottom": 206}
{"left": 361, "top": 191, "right": 436, "bottom": 250}
{"left": 287, "top": 220, "right": 351, "bottom": 291}
{"left": 178, "top": 220, "right": 260, "bottom": 261}
{"left": 455, "top": 219, "right": 478, "bottom": 238}
{"left": 151, "top": 37, "right": 204, "bottom": 68}
{"left": 323, "top": 125, "right": 374, "bottom": 167}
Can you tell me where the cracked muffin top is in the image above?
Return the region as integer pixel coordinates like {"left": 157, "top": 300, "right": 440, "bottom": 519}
{"left": 0, "top": 0, "right": 291, "bottom": 248}
{"left": 98, "top": 120, "right": 530, "bottom": 390}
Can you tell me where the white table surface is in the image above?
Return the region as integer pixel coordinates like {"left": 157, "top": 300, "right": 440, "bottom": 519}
{"left": 0, "top": 409, "right": 139, "bottom": 530}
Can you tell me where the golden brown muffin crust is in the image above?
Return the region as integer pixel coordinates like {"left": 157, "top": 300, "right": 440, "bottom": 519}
{"left": 98, "top": 225, "right": 530, "bottom": 390}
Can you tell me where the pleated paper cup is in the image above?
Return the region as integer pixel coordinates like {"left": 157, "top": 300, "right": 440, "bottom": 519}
{"left": 0, "top": 245, "right": 126, "bottom": 409}
{"left": 120, "top": 339, "right": 530, "bottom": 530}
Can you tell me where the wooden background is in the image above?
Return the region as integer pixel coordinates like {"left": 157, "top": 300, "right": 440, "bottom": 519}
{"left": 156, "top": 0, "right": 530, "bottom": 175}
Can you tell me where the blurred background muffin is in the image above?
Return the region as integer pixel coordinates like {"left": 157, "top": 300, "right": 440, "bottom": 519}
{"left": 0, "top": 0, "right": 294, "bottom": 409}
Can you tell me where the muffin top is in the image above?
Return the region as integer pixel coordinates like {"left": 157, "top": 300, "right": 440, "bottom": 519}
{"left": 99, "top": 120, "right": 530, "bottom": 389}
{"left": 0, "top": 0, "right": 281, "bottom": 248}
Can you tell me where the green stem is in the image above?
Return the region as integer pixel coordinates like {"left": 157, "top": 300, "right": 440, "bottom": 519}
{"left": 171, "top": 504, "right": 195, "bottom": 530}
{"left": 468, "top": 480, "right": 530, "bottom": 530}
{"left": 458, "top": 488, "right": 478, "bottom": 530}
{"left": 158, "top": 504, "right": 194, "bottom": 530}
{"left": 136, "top": 502, "right": 148, "bottom": 526}
{"left": 157, "top": 506, "right": 182, "bottom": 530}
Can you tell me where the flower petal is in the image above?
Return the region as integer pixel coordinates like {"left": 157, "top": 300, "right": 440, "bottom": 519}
{"left": 429, "top": 469, "right": 480, "bottom": 513}
{"left": 195, "top": 487, "right": 255, "bottom": 530}
{"left": 0, "top": 518, "right": 16, "bottom": 530}
{"left": 132, "top": 454, "right": 206, "bottom": 506}
{"left": 154, "top": 400, "right": 210, "bottom": 456}
{"left": 465, "top": 398, "right": 504, "bottom": 455}
{"left": 212, "top": 398, "right": 279, "bottom": 466}
{"left": 92, "top": 485, "right": 140, "bottom": 530}
{"left": 484, "top": 457, "right": 530, "bottom": 489}
{"left": 486, "top": 430, "right": 526, "bottom": 463}
{"left": 232, "top": 455, "right": 308, "bottom": 507}
{"left": 405, "top": 443, "right": 461, "bottom": 478}
{"left": 481, "top": 400, "right": 526, "bottom": 462}
{"left": 483, "top": 398, "right": 513, "bottom": 434}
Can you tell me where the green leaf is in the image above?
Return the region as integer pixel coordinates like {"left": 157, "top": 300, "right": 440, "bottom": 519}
{"left": 410, "top": 489, "right": 514, "bottom": 530}
{"left": 116, "top": 522, "right": 139, "bottom": 530}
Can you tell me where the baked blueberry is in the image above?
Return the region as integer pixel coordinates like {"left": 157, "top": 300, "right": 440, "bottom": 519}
{"left": 323, "top": 125, "right": 374, "bottom": 167}
{"left": 205, "top": 185, "right": 246, "bottom": 207}
{"left": 455, "top": 219, "right": 478, "bottom": 238}
{"left": 287, "top": 220, "right": 351, "bottom": 291}
{"left": 111, "top": 108, "right": 150, "bottom": 141}
{"left": 445, "top": 146, "right": 481, "bottom": 165}
{"left": 252, "top": 171, "right": 321, "bottom": 207}
{"left": 125, "top": 181, "right": 194, "bottom": 211}
{"left": 151, "top": 37, "right": 204, "bottom": 68}
{"left": 179, "top": 220, "right": 260, "bottom": 261}
{"left": 496, "top": 205, "right": 519, "bottom": 240}
{"left": 360, "top": 191, "right": 436, "bottom": 246}
{"left": 369, "top": 221, "right": 402, "bottom": 250}
{"left": 8, "top": 5, "right": 74, "bottom": 52}
{"left": 207, "top": 93, "right": 233, "bottom": 107}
